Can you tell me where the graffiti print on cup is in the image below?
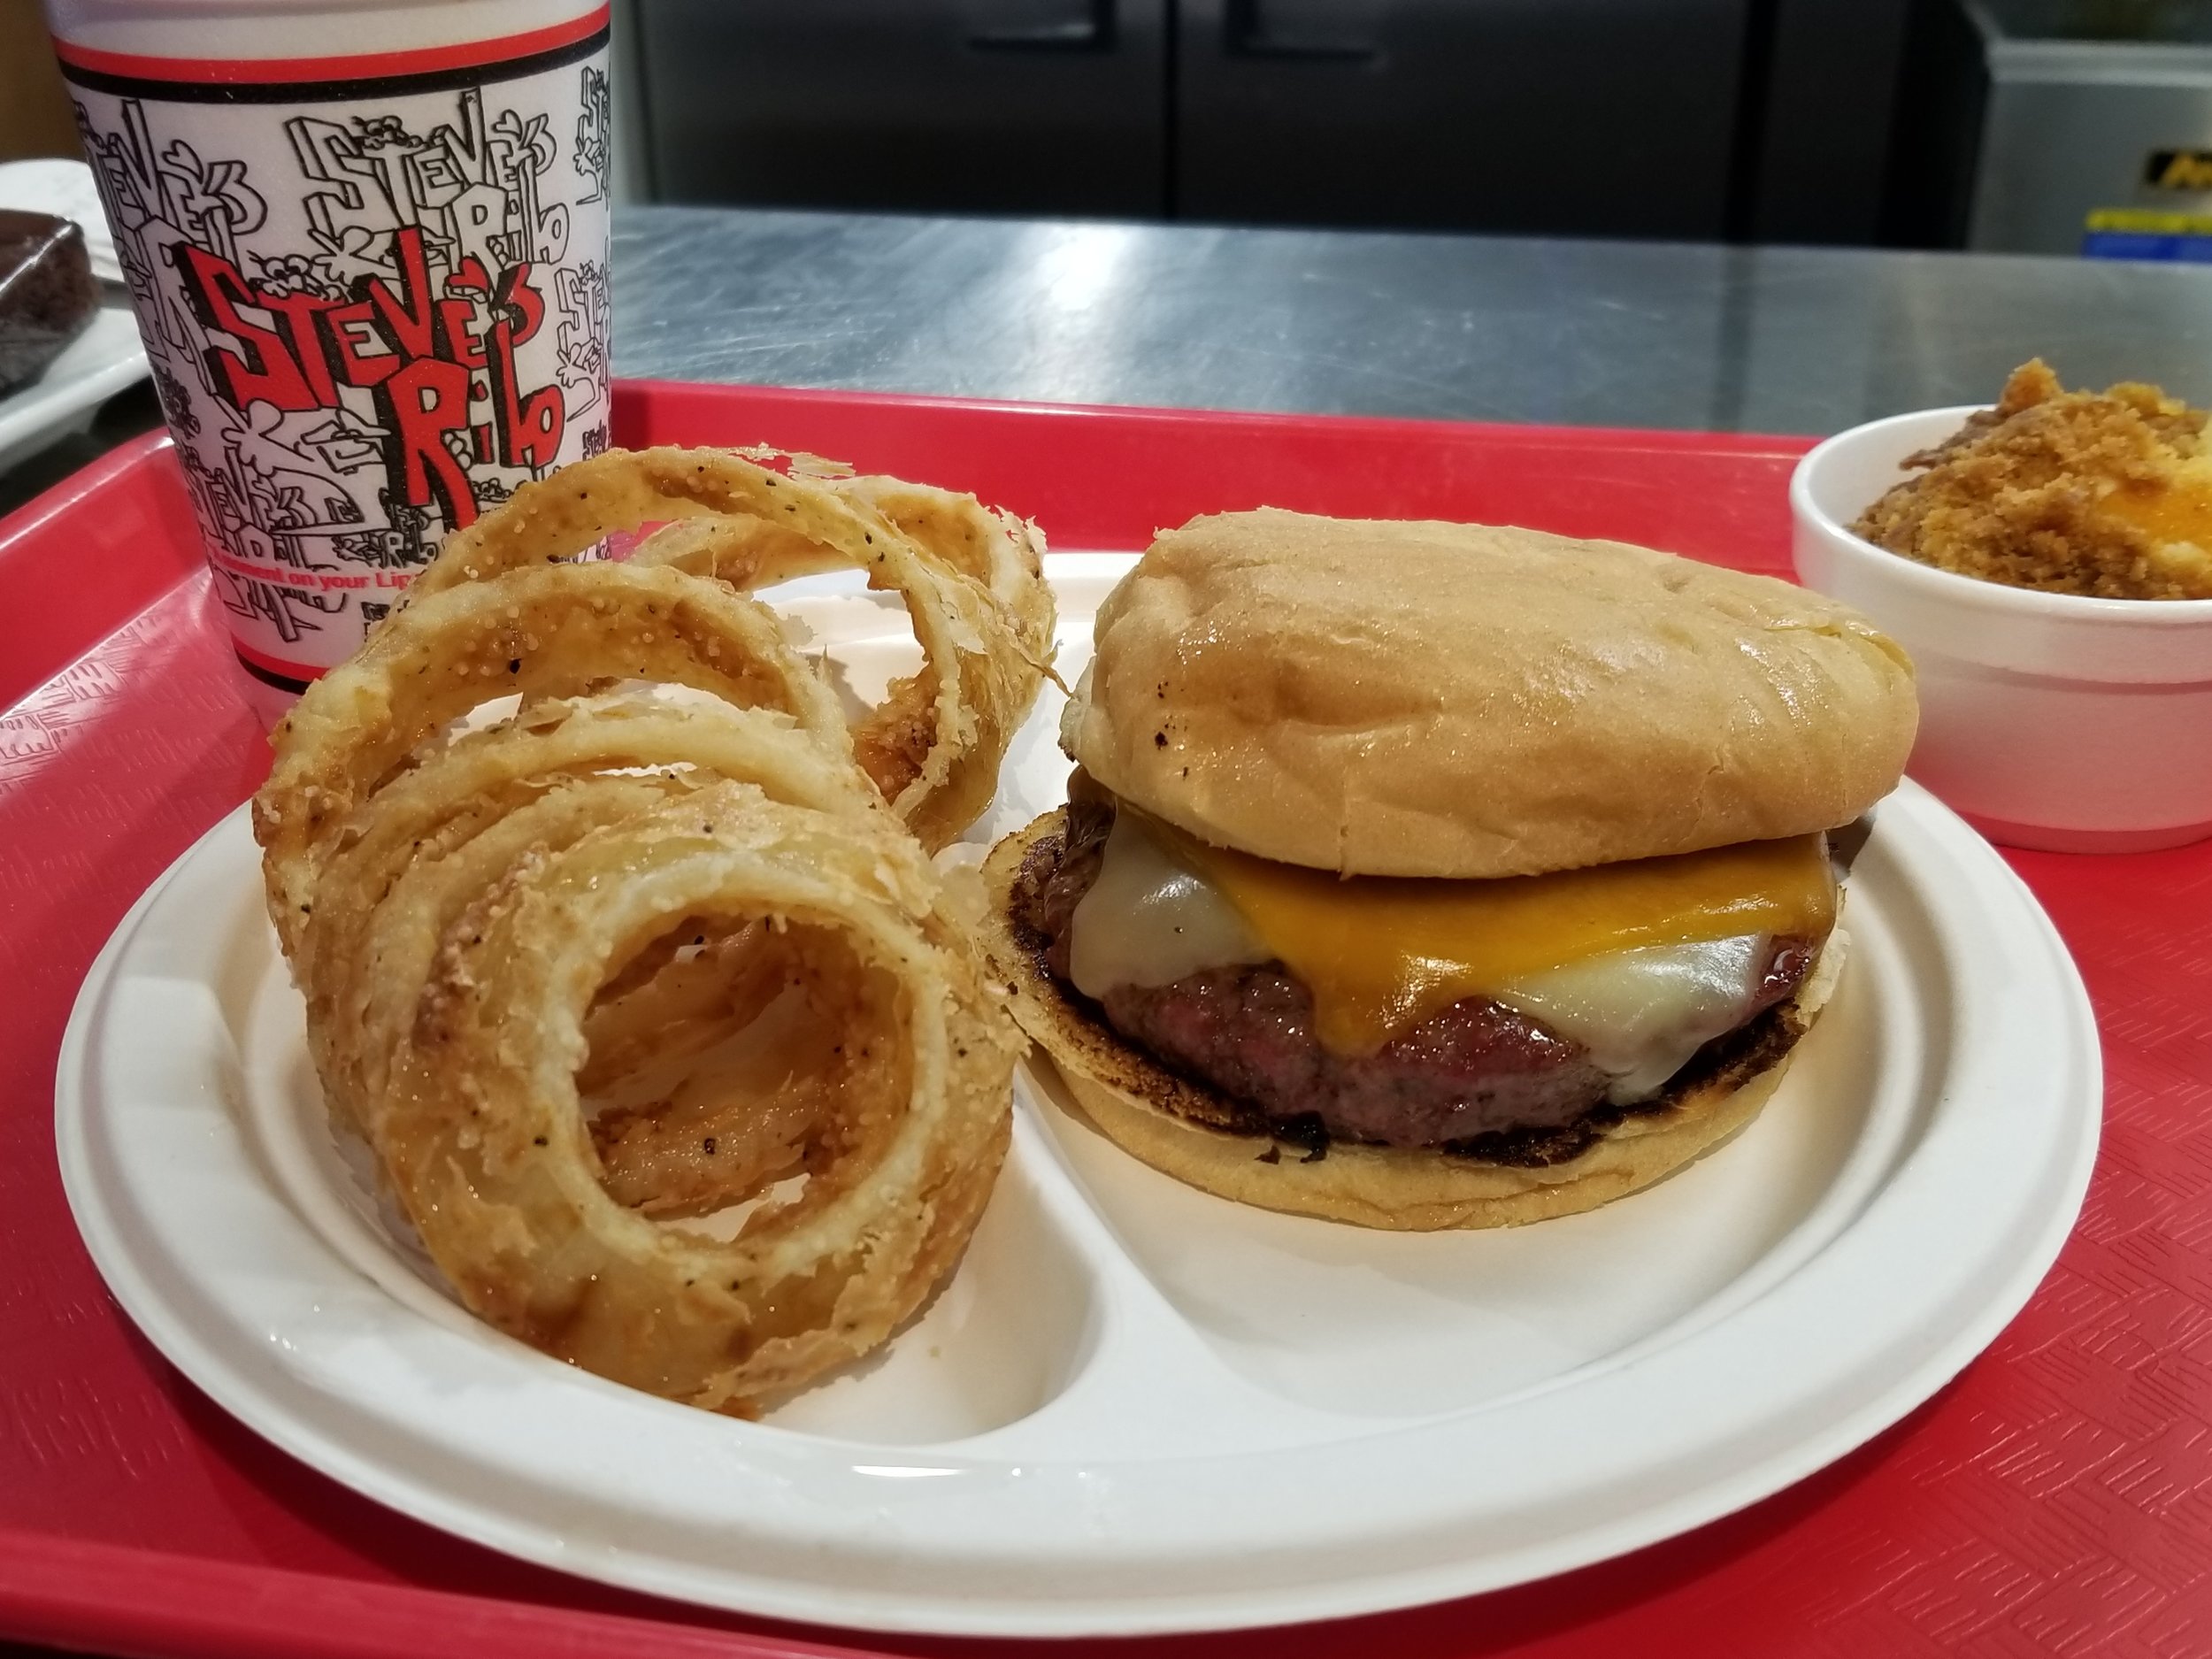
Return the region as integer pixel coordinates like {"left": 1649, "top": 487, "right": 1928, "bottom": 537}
{"left": 62, "top": 12, "right": 611, "bottom": 684}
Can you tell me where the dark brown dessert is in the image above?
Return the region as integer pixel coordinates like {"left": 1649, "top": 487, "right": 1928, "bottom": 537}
{"left": 0, "top": 210, "right": 100, "bottom": 397}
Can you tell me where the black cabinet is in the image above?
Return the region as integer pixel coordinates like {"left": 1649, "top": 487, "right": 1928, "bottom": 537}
{"left": 637, "top": 0, "right": 1881, "bottom": 242}
{"left": 1175, "top": 0, "right": 1749, "bottom": 236}
{"left": 643, "top": 0, "right": 1169, "bottom": 217}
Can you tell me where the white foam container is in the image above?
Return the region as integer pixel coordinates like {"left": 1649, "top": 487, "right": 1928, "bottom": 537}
{"left": 1791, "top": 406, "right": 2212, "bottom": 853}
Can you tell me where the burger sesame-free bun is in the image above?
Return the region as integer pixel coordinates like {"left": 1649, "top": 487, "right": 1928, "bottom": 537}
{"left": 979, "top": 812, "right": 1847, "bottom": 1232}
{"left": 1063, "top": 509, "right": 1918, "bottom": 878}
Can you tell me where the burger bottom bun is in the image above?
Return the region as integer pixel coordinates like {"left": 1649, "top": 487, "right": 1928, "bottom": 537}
{"left": 979, "top": 809, "right": 1847, "bottom": 1232}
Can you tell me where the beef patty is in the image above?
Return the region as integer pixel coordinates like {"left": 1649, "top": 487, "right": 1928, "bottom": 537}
{"left": 1014, "top": 785, "right": 1816, "bottom": 1155}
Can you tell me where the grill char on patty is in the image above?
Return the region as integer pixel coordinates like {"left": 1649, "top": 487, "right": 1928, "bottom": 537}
{"left": 1017, "top": 784, "right": 1816, "bottom": 1153}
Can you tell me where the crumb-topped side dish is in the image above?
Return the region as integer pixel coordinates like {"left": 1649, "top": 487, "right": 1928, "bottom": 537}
{"left": 1852, "top": 360, "right": 2212, "bottom": 601}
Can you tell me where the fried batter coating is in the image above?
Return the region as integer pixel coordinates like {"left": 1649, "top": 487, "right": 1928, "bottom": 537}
{"left": 1852, "top": 360, "right": 2212, "bottom": 600}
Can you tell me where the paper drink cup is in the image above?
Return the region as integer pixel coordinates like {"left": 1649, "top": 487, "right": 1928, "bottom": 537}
{"left": 45, "top": 0, "right": 613, "bottom": 689}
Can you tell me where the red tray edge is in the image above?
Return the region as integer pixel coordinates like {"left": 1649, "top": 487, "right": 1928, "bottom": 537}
{"left": 0, "top": 1525, "right": 856, "bottom": 1659}
{"left": 0, "top": 428, "right": 174, "bottom": 553}
{"left": 0, "top": 429, "right": 202, "bottom": 712}
{"left": 611, "top": 376, "right": 1822, "bottom": 457}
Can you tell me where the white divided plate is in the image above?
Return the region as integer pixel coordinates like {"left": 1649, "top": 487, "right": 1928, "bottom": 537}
{"left": 57, "top": 553, "right": 2101, "bottom": 1638}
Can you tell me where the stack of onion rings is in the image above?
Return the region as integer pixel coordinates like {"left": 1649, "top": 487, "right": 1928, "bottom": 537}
{"left": 397, "top": 444, "right": 1054, "bottom": 851}
{"left": 252, "top": 446, "right": 1036, "bottom": 1415}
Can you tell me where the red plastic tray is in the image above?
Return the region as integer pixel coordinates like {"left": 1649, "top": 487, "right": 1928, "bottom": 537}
{"left": 4, "top": 381, "right": 2208, "bottom": 1659}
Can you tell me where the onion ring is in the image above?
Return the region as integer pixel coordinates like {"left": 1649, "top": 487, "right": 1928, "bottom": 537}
{"left": 581, "top": 922, "right": 842, "bottom": 1219}
{"left": 291, "top": 693, "right": 882, "bottom": 1133}
{"left": 355, "top": 776, "right": 825, "bottom": 1223}
{"left": 307, "top": 696, "right": 898, "bottom": 1226}
{"left": 831, "top": 473, "right": 1056, "bottom": 657}
{"left": 255, "top": 560, "right": 847, "bottom": 953}
{"left": 327, "top": 773, "right": 680, "bottom": 1137}
{"left": 631, "top": 487, "right": 1048, "bottom": 850}
{"left": 405, "top": 447, "right": 891, "bottom": 600}
{"left": 576, "top": 919, "right": 780, "bottom": 1095}
{"left": 377, "top": 780, "right": 1018, "bottom": 1414}
{"left": 390, "top": 444, "right": 1055, "bottom": 851}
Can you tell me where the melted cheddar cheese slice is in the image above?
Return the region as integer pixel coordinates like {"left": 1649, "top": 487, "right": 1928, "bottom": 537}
{"left": 1106, "top": 810, "right": 1836, "bottom": 1056}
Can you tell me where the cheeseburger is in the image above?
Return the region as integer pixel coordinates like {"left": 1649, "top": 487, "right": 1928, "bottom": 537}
{"left": 979, "top": 509, "right": 1918, "bottom": 1230}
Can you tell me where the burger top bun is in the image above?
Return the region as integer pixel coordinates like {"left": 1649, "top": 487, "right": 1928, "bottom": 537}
{"left": 1063, "top": 509, "right": 1919, "bottom": 878}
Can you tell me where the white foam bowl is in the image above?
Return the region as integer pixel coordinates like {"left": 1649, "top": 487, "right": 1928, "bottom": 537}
{"left": 1791, "top": 405, "right": 2212, "bottom": 853}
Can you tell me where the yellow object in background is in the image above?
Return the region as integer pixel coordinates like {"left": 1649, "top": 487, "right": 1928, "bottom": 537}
{"left": 2086, "top": 208, "right": 2212, "bottom": 238}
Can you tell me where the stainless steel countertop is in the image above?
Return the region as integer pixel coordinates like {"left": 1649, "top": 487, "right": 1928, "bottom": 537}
{"left": 5, "top": 204, "right": 2200, "bottom": 524}
{"left": 612, "top": 205, "right": 2212, "bottom": 435}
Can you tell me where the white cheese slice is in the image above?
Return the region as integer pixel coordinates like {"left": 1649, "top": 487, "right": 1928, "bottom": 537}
{"left": 1494, "top": 937, "right": 1768, "bottom": 1103}
{"left": 1068, "top": 810, "right": 1271, "bottom": 998}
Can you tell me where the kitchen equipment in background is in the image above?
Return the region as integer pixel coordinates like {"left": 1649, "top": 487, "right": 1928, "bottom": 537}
{"left": 1888, "top": 0, "right": 2212, "bottom": 257}
{"left": 633, "top": 0, "right": 1914, "bottom": 243}
{"left": 641, "top": 0, "right": 1169, "bottom": 218}
{"left": 1173, "top": 0, "right": 1748, "bottom": 237}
